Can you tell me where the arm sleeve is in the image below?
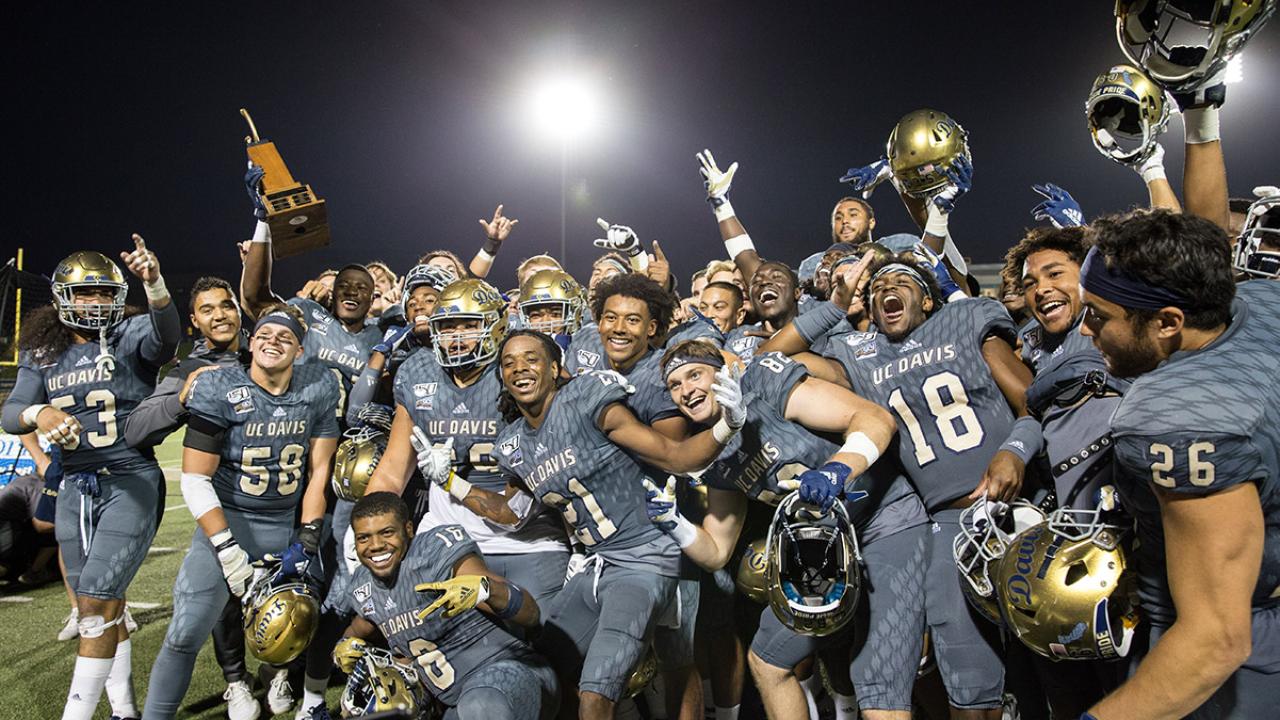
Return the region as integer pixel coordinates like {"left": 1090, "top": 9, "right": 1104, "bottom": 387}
{"left": 138, "top": 301, "right": 183, "bottom": 368}
{"left": 1, "top": 364, "right": 49, "bottom": 434}
{"left": 122, "top": 359, "right": 207, "bottom": 447}
{"left": 183, "top": 412, "right": 228, "bottom": 454}
{"left": 345, "top": 362, "right": 384, "bottom": 427}
{"left": 792, "top": 301, "right": 847, "bottom": 345}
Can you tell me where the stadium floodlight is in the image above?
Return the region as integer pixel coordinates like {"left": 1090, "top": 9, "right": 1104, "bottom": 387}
{"left": 526, "top": 73, "right": 601, "bottom": 262}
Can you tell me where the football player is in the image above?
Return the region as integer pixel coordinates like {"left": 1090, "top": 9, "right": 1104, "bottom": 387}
{"left": 763, "top": 253, "right": 1034, "bottom": 718}
{"left": 2, "top": 237, "right": 180, "bottom": 720}
{"left": 337, "top": 491, "right": 559, "bottom": 719}
{"left": 140, "top": 304, "right": 340, "bottom": 720}
{"left": 1078, "top": 210, "right": 1280, "bottom": 719}
{"left": 649, "top": 339, "right": 929, "bottom": 720}
{"left": 516, "top": 268, "right": 588, "bottom": 349}
{"left": 365, "top": 279, "right": 571, "bottom": 614}
{"left": 450, "top": 330, "right": 746, "bottom": 719}
{"left": 725, "top": 262, "right": 804, "bottom": 363}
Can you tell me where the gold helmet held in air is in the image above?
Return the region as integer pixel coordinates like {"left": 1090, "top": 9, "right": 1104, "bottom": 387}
{"left": 242, "top": 574, "right": 320, "bottom": 665}
{"left": 735, "top": 537, "right": 770, "bottom": 605}
{"left": 340, "top": 646, "right": 423, "bottom": 716}
{"left": 765, "top": 494, "right": 861, "bottom": 637}
{"left": 996, "top": 514, "right": 1140, "bottom": 661}
{"left": 518, "top": 269, "right": 587, "bottom": 336}
{"left": 429, "top": 279, "right": 509, "bottom": 368}
{"left": 953, "top": 499, "right": 1047, "bottom": 627}
{"left": 51, "top": 251, "right": 129, "bottom": 331}
{"left": 333, "top": 426, "right": 388, "bottom": 502}
{"left": 1086, "top": 64, "right": 1171, "bottom": 166}
{"left": 886, "top": 109, "right": 970, "bottom": 198}
{"left": 1116, "top": 0, "right": 1276, "bottom": 92}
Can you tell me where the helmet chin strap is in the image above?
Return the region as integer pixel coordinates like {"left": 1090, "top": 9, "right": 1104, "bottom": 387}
{"left": 94, "top": 326, "right": 115, "bottom": 374}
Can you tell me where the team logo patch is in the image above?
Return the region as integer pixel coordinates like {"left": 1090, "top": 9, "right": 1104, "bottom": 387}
{"left": 415, "top": 397, "right": 434, "bottom": 411}
{"left": 310, "top": 310, "right": 327, "bottom": 322}
{"left": 413, "top": 383, "right": 438, "bottom": 398}
{"left": 226, "top": 387, "right": 251, "bottom": 403}
{"left": 353, "top": 582, "right": 372, "bottom": 603}
{"left": 575, "top": 348, "right": 600, "bottom": 368}
{"left": 360, "top": 599, "right": 375, "bottom": 616}
{"left": 500, "top": 436, "right": 523, "bottom": 466}
{"left": 310, "top": 323, "right": 327, "bottom": 336}
{"left": 1024, "top": 326, "right": 1041, "bottom": 349}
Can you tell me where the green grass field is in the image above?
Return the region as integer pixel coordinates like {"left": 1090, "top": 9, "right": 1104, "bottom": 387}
{"left": 0, "top": 433, "right": 344, "bottom": 719}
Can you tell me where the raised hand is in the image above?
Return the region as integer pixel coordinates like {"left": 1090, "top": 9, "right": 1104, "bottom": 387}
{"left": 415, "top": 575, "right": 491, "bottom": 619}
{"left": 931, "top": 155, "right": 973, "bottom": 214}
{"left": 696, "top": 148, "right": 738, "bottom": 201}
{"left": 245, "top": 161, "right": 268, "bottom": 220}
{"left": 711, "top": 364, "right": 747, "bottom": 431}
{"left": 478, "top": 204, "right": 519, "bottom": 247}
{"left": 593, "top": 218, "right": 643, "bottom": 258}
{"left": 839, "top": 156, "right": 893, "bottom": 199}
{"left": 1031, "top": 183, "right": 1084, "bottom": 228}
{"left": 646, "top": 240, "right": 671, "bottom": 288}
{"left": 120, "top": 234, "right": 160, "bottom": 284}
{"left": 642, "top": 476, "right": 681, "bottom": 532}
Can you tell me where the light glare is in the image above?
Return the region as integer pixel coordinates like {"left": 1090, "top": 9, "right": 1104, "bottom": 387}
{"left": 529, "top": 76, "right": 599, "bottom": 141}
{"left": 1225, "top": 56, "right": 1244, "bottom": 84}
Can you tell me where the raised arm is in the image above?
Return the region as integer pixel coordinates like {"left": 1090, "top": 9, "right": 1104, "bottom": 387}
{"left": 119, "top": 234, "right": 181, "bottom": 365}
{"left": 696, "top": 149, "right": 762, "bottom": 281}
{"left": 364, "top": 405, "right": 419, "bottom": 497}
{"left": 1178, "top": 86, "right": 1229, "bottom": 231}
{"left": 468, "top": 204, "right": 518, "bottom": 279}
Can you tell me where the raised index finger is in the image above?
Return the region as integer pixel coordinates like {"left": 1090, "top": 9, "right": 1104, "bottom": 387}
{"left": 132, "top": 234, "right": 147, "bottom": 252}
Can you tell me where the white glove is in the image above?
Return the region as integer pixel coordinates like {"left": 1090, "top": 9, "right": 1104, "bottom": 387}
{"left": 642, "top": 476, "right": 698, "bottom": 548}
{"left": 711, "top": 364, "right": 747, "bottom": 431}
{"left": 564, "top": 552, "right": 588, "bottom": 584}
{"left": 343, "top": 525, "right": 359, "bottom": 575}
{"left": 593, "top": 218, "right": 643, "bottom": 258}
{"left": 1134, "top": 143, "right": 1167, "bottom": 183}
{"left": 410, "top": 429, "right": 472, "bottom": 501}
{"left": 213, "top": 529, "right": 255, "bottom": 599}
{"left": 696, "top": 148, "right": 740, "bottom": 222}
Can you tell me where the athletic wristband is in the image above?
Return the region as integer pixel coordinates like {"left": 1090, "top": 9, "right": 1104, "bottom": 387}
{"left": 447, "top": 475, "right": 474, "bottom": 502}
{"left": 723, "top": 233, "right": 755, "bottom": 259}
{"left": 144, "top": 275, "right": 169, "bottom": 303}
{"left": 999, "top": 415, "right": 1044, "bottom": 465}
{"left": 251, "top": 220, "right": 271, "bottom": 244}
{"left": 182, "top": 472, "right": 223, "bottom": 521}
{"left": 211, "top": 527, "right": 237, "bottom": 552}
{"left": 711, "top": 197, "right": 736, "bottom": 223}
{"left": 925, "top": 204, "right": 950, "bottom": 238}
{"left": 668, "top": 514, "right": 699, "bottom": 549}
{"left": 21, "top": 404, "right": 50, "bottom": 428}
{"left": 1184, "top": 105, "right": 1220, "bottom": 144}
{"left": 494, "top": 580, "right": 524, "bottom": 620}
{"left": 839, "top": 432, "right": 881, "bottom": 467}
{"left": 712, "top": 416, "right": 738, "bottom": 444}
{"left": 1140, "top": 164, "right": 1167, "bottom": 184}
{"left": 476, "top": 248, "right": 496, "bottom": 263}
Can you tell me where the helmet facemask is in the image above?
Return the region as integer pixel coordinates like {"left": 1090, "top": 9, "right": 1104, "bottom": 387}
{"left": 953, "top": 498, "right": 1047, "bottom": 625}
{"left": 1116, "top": 0, "right": 1276, "bottom": 92}
{"left": 765, "top": 494, "right": 861, "bottom": 637}
{"left": 1234, "top": 191, "right": 1280, "bottom": 279}
{"left": 1086, "top": 65, "right": 1170, "bottom": 165}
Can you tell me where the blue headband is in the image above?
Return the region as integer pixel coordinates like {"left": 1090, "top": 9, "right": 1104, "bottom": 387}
{"left": 1079, "top": 246, "right": 1189, "bottom": 311}
{"left": 663, "top": 353, "right": 724, "bottom": 382}
{"left": 253, "top": 310, "right": 306, "bottom": 343}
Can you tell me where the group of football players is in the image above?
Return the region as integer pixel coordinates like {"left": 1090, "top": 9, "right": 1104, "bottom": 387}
{"left": 4, "top": 2, "right": 1280, "bottom": 720}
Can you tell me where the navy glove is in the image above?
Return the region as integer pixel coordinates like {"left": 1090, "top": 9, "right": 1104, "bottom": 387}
{"left": 373, "top": 323, "right": 413, "bottom": 355}
{"left": 1031, "top": 183, "right": 1084, "bottom": 228}
{"left": 245, "top": 162, "right": 268, "bottom": 220}
{"left": 932, "top": 155, "right": 973, "bottom": 214}
{"left": 553, "top": 332, "right": 572, "bottom": 353}
{"left": 839, "top": 156, "right": 893, "bottom": 198}
{"left": 354, "top": 403, "right": 394, "bottom": 431}
{"left": 797, "top": 462, "right": 853, "bottom": 511}
{"left": 274, "top": 542, "right": 313, "bottom": 580}
{"left": 34, "top": 447, "right": 63, "bottom": 524}
{"left": 644, "top": 477, "right": 679, "bottom": 532}
{"left": 913, "top": 242, "right": 963, "bottom": 300}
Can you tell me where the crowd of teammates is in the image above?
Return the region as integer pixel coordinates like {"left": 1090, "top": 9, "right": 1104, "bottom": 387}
{"left": 4, "top": 4, "right": 1280, "bottom": 720}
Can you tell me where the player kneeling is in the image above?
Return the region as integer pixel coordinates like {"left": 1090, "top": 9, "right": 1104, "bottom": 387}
{"left": 337, "top": 492, "right": 559, "bottom": 719}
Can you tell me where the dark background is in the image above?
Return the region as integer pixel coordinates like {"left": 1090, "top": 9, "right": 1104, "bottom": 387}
{"left": 10, "top": 1, "right": 1279, "bottom": 303}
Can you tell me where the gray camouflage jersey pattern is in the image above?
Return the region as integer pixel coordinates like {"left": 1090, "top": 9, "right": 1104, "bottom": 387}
{"left": 288, "top": 297, "right": 382, "bottom": 422}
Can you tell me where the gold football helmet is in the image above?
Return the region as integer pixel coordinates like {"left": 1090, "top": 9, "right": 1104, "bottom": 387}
{"left": 623, "top": 644, "right": 659, "bottom": 698}
{"left": 51, "top": 251, "right": 128, "bottom": 331}
{"left": 340, "top": 646, "right": 422, "bottom": 716}
{"left": 735, "top": 537, "right": 770, "bottom": 604}
{"left": 429, "top": 279, "right": 508, "bottom": 368}
{"left": 886, "top": 109, "right": 970, "bottom": 198}
{"left": 953, "top": 499, "right": 1047, "bottom": 627}
{"left": 765, "top": 494, "right": 861, "bottom": 637}
{"left": 333, "top": 426, "right": 388, "bottom": 502}
{"left": 243, "top": 574, "right": 320, "bottom": 665}
{"left": 518, "top": 269, "right": 587, "bottom": 335}
{"left": 1086, "top": 64, "right": 1171, "bottom": 165}
{"left": 996, "top": 515, "right": 1140, "bottom": 661}
{"left": 1234, "top": 185, "right": 1280, "bottom": 279}
{"left": 1116, "top": 0, "right": 1276, "bottom": 91}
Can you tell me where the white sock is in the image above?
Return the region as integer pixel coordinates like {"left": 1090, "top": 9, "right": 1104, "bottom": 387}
{"left": 834, "top": 692, "right": 858, "bottom": 720}
{"left": 63, "top": 656, "right": 113, "bottom": 720}
{"left": 104, "top": 639, "right": 137, "bottom": 718}
{"left": 715, "top": 705, "right": 740, "bottom": 720}
{"left": 299, "top": 689, "right": 325, "bottom": 713}
{"left": 798, "top": 675, "right": 821, "bottom": 720}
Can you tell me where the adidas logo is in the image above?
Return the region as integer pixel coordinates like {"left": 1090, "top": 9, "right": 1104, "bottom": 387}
{"left": 899, "top": 339, "right": 923, "bottom": 353}
{"left": 384, "top": 596, "right": 396, "bottom": 611}
{"left": 452, "top": 402, "right": 469, "bottom": 415}
{"left": 272, "top": 407, "right": 286, "bottom": 417}
{"left": 344, "top": 343, "right": 359, "bottom": 352}
{"left": 75, "top": 356, "right": 92, "bottom": 367}
{"left": 535, "top": 443, "right": 548, "bottom": 455}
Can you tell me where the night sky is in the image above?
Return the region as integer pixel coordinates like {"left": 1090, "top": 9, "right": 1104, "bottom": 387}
{"left": 11, "top": 2, "right": 1279, "bottom": 304}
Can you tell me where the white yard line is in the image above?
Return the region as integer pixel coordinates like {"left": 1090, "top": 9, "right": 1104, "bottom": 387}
{"left": 126, "top": 601, "right": 161, "bottom": 610}
{"left": 0, "top": 596, "right": 33, "bottom": 603}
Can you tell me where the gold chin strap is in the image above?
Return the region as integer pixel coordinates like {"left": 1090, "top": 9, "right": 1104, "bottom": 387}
{"left": 94, "top": 326, "right": 115, "bottom": 374}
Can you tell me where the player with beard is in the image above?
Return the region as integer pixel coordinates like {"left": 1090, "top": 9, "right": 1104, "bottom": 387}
{"left": 363, "top": 279, "right": 570, "bottom": 624}
{"left": 764, "top": 253, "right": 1033, "bottom": 719}
{"left": 337, "top": 492, "right": 559, "bottom": 719}
{"left": 445, "top": 330, "right": 746, "bottom": 719}
{"left": 725, "top": 262, "right": 804, "bottom": 363}
{"left": 3, "top": 238, "right": 180, "bottom": 720}
{"left": 140, "top": 305, "right": 340, "bottom": 720}
{"left": 648, "top": 339, "right": 929, "bottom": 720}
{"left": 1078, "top": 210, "right": 1280, "bottom": 719}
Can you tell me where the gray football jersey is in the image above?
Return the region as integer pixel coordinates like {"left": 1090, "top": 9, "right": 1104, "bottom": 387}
{"left": 288, "top": 297, "right": 382, "bottom": 421}
{"left": 495, "top": 372, "right": 682, "bottom": 576}
{"left": 184, "top": 361, "right": 339, "bottom": 514}
{"left": 824, "top": 298, "right": 1018, "bottom": 511}
{"left": 1018, "top": 315, "right": 1098, "bottom": 376}
{"left": 615, "top": 348, "right": 682, "bottom": 427}
{"left": 1111, "top": 280, "right": 1280, "bottom": 624}
{"left": 565, "top": 322, "right": 606, "bottom": 375}
{"left": 348, "top": 525, "right": 533, "bottom": 706}
{"left": 701, "top": 352, "right": 926, "bottom": 544}
{"left": 21, "top": 314, "right": 164, "bottom": 473}
{"left": 725, "top": 324, "right": 766, "bottom": 364}
{"left": 392, "top": 351, "right": 505, "bottom": 492}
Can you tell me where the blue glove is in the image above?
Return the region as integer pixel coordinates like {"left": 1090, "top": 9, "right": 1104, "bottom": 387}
{"left": 797, "top": 462, "right": 853, "bottom": 511}
{"left": 839, "top": 156, "right": 893, "bottom": 198}
{"left": 373, "top": 323, "right": 413, "bottom": 355}
{"left": 932, "top": 155, "right": 972, "bottom": 214}
{"left": 1031, "top": 183, "right": 1084, "bottom": 228}
{"left": 913, "top": 242, "right": 963, "bottom": 300}
{"left": 644, "top": 477, "right": 679, "bottom": 533}
{"left": 245, "top": 162, "right": 268, "bottom": 220}
{"left": 275, "top": 541, "right": 314, "bottom": 580}
{"left": 34, "top": 447, "right": 62, "bottom": 524}
{"left": 553, "top": 332, "right": 572, "bottom": 353}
